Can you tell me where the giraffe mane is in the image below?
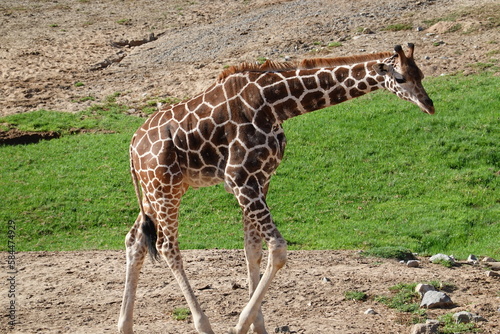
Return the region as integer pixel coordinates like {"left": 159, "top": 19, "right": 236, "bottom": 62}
{"left": 217, "top": 51, "right": 394, "bottom": 81}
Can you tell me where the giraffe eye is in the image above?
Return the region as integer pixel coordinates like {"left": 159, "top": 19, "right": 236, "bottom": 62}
{"left": 395, "top": 77, "right": 406, "bottom": 84}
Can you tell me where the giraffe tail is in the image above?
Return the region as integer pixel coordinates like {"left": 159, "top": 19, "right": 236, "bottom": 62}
{"left": 142, "top": 215, "right": 160, "bottom": 262}
{"left": 130, "top": 136, "right": 160, "bottom": 262}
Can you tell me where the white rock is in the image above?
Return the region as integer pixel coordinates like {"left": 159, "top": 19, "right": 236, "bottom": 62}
{"left": 467, "top": 254, "right": 478, "bottom": 263}
{"left": 429, "top": 253, "right": 455, "bottom": 265}
{"left": 415, "top": 283, "right": 436, "bottom": 297}
{"left": 364, "top": 308, "right": 377, "bottom": 315}
{"left": 482, "top": 256, "right": 497, "bottom": 262}
{"left": 420, "top": 291, "right": 453, "bottom": 308}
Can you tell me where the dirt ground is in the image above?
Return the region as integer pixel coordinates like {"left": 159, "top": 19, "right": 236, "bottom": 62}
{"left": 2, "top": 250, "right": 499, "bottom": 333}
{"left": 1, "top": 0, "right": 499, "bottom": 333}
{"left": 0, "top": 0, "right": 498, "bottom": 116}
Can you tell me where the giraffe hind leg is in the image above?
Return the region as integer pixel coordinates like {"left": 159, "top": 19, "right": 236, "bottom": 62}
{"left": 156, "top": 228, "right": 215, "bottom": 334}
{"left": 149, "top": 186, "right": 215, "bottom": 334}
{"left": 118, "top": 214, "right": 148, "bottom": 334}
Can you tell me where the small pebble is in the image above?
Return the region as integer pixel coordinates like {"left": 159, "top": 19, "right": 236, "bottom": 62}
{"left": 467, "top": 254, "right": 478, "bottom": 264}
{"left": 407, "top": 260, "right": 420, "bottom": 268}
{"left": 275, "top": 325, "right": 290, "bottom": 333}
{"left": 486, "top": 271, "right": 500, "bottom": 277}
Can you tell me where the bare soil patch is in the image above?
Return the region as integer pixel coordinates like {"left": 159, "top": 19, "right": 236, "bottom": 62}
{"left": 1, "top": 0, "right": 498, "bottom": 116}
{"left": 0, "top": 128, "right": 61, "bottom": 145}
{"left": 4, "top": 250, "right": 499, "bottom": 333}
{"left": 0, "top": 128, "right": 114, "bottom": 145}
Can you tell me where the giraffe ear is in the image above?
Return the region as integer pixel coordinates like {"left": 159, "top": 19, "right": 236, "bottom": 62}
{"left": 372, "top": 63, "right": 391, "bottom": 76}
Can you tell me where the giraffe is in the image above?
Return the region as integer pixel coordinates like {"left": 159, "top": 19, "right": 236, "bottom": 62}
{"left": 118, "top": 43, "right": 434, "bottom": 334}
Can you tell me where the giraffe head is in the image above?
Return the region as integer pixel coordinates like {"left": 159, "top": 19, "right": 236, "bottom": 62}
{"left": 373, "top": 43, "right": 435, "bottom": 114}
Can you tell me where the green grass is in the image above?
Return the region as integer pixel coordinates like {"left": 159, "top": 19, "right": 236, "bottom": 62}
{"left": 383, "top": 23, "right": 413, "bottom": 31}
{"left": 0, "top": 102, "right": 135, "bottom": 134}
{"left": 344, "top": 290, "right": 367, "bottom": 301}
{"left": 172, "top": 307, "right": 191, "bottom": 321}
{"left": 0, "top": 74, "right": 499, "bottom": 255}
{"left": 375, "top": 282, "right": 422, "bottom": 314}
{"left": 375, "top": 281, "right": 461, "bottom": 328}
{"left": 432, "top": 259, "right": 454, "bottom": 268}
{"left": 327, "top": 42, "right": 342, "bottom": 48}
{"left": 438, "top": 313, "right": 479, "bottom": 333}
{"left": 362, "top": 246, "right": 414, "bottom": 261}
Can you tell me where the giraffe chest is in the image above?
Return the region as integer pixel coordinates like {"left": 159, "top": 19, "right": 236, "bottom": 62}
{"left": 171, "top": 118, "right": 285, "bottom": 187}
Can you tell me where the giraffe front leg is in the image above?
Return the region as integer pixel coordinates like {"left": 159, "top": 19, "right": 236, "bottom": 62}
{"left": 243, "top": 219, "right": 267, "bottom": 334}
{"left": 118, "top": 215, "right": 148, "bottom": 334}
{"left": 230, "top": 233, "right": 286, "bottom": 334}
{"left": 229, "top": 187, "right": 287, "bottom": 334}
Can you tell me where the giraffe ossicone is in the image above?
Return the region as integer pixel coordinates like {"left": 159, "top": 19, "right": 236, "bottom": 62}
{"left": 118, "top": 43, "right": 434, "bottom": 334}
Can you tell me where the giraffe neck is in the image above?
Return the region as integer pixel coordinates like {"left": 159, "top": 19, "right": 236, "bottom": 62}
{"left": 221, "top": 60, "right": 386, "bottom": 123}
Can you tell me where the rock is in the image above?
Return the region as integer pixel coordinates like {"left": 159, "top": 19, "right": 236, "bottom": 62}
{"left": 274, "top": 325, "right": 290, "bottom": 333}
{"left": 321, "top": 277, "right": 331, "bottom": 283}
{"left": 362, "top": 28, "right": 374, "bottom": 34}
{"left": 472, "top": 315, "right": 487, "bottom": 322}
{"left": 429, "top": 254, "right": 455, "bottom": 265}
{"left": 482, "top": 256, "right": 497, "bottom": 262}
{"left": 90, "top": 51, "right": 127, "bottom": 71}
{"left": 453, "top": 311, "right": 487, "bottom": 323}
{"left": 407, "top": 260, "right": 420, "bottom": 268}
{"left": 426, "top": 320, "right": 440, "bottom": 326}
{"left": 364, "top": 308, "right": 377, "bottom": 315}
{"left": 453, "top": 311, "right": 473, "bottom": 323}
{"left": 485, "top": 271, "right": 500, "bottom": 278}
{"left": 488, "top": 262, "right": 500, "bottom": 271}
{"left": 410, "top": 321, "right": 439, "bottom": 334}
{"left": 416, "top": 26, "right": 424, "bottom": 32}
{"left": 415, "top": 284, "right": 436, "bottom": 297}
{"left": 420, "top": 291, "right": 453, "bottom": 308}
{"left": 410, "top": 323, "right": 428, "bottom": 334}
{"left": 467, "top": 254, "right": 478, "bottom": 264}
{"left": 231, "top": 282, "right": 243, "bottom": 290}
{"left": 111, "top": 33, "right": 159, "bottom": 48}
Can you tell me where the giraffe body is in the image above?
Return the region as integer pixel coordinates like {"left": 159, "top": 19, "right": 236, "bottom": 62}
{"left": 118, "top": 44, "right": 434, "bottom": 334}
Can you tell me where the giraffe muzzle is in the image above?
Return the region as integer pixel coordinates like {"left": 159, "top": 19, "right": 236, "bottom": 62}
{"left": 421, "top": 97, "right": 435, "bottom": 115}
